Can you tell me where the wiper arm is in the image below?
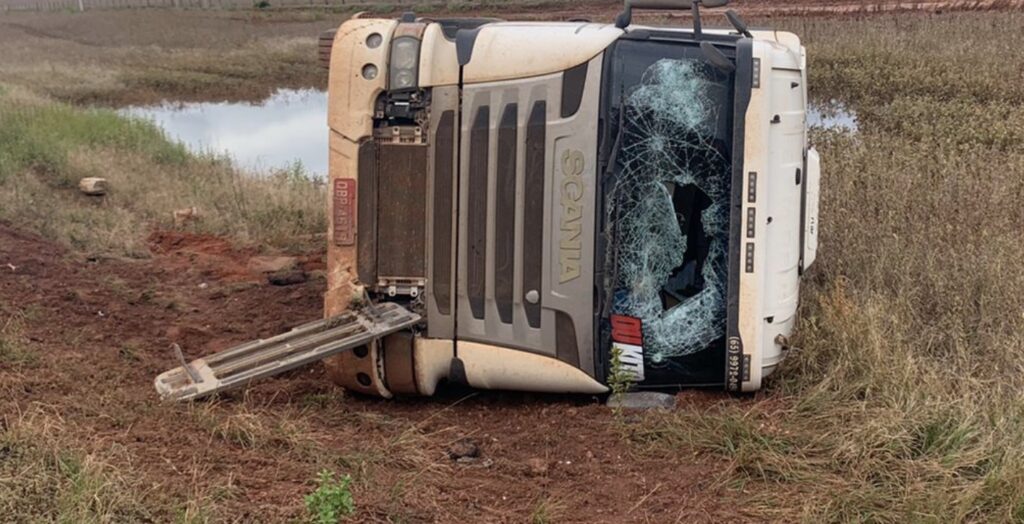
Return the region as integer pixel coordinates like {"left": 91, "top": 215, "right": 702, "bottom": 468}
{"left": 600, "top": 96, "right": 627, "bottom": 320}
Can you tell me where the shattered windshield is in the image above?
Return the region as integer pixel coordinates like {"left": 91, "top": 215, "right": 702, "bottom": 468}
{"left": 603, "top": 40, "right": 734, "bottom": 369}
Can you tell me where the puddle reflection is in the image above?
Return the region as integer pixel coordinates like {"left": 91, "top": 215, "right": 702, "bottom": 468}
{"left": 808, "top": 102, "right": 858, "bottom": 132}
{"left": 122, "top": 89, "right": 328, "bottom": 177}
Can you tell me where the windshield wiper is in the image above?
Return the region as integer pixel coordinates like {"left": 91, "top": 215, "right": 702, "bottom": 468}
{"left": 600, "top": 94, "right": 627, "bottom": 320}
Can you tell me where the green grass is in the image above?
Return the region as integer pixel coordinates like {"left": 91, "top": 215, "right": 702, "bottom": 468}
{"left": 0, "top": 88, "right": 326, "bottom": 256}
{"left": 529, "top": 495, "right": 566, "bottom": 524}
{"left": 305, "top": 470, "right": 355, "bottom": 524}
{"left": 0, "top": 91, "right": 189, "bottom": 185}
{"left": 626, "top": 11, "right": 1024, "bottom": 522}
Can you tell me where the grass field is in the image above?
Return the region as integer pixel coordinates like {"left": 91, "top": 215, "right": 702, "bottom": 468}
{"left": 0, "top": 87, "right": 326, "bottom": 255}
{"left": 633, "top": 12, "right": 1024, "bottom": 521}
{"left": 0, "top": 9, "right": 344, "bottom": 105}
{"left": 1, "top": 5, "right": 1023, "bottom": 522}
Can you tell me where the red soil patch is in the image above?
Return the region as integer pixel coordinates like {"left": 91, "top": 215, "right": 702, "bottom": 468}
{"left": 149, "top": 230, "right": 261, "bottom": 283}
{"left": 0, "top": 222, "right": 756, "bottom": 522}
{"left": 147, "top": 230, "right": 326, "bottom": 284}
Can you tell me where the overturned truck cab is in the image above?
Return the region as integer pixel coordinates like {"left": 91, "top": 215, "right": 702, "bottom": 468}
{"left": 154, "top": 0, "right": 820, "bottom": 402}
{"left": 322, "top": 0, "right": 820, "bottom": 397}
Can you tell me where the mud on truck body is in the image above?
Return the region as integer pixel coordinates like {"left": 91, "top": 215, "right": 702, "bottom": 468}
{"left": 155, "top": 0, "right": 820, "bottom": 401}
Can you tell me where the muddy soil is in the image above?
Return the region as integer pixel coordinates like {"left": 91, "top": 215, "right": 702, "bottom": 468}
{"left": 0, "top": 223, "right": 744, "bottom": 522}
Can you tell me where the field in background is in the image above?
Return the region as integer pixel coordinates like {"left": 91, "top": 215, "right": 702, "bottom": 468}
{"left": 0, "top": 8, "right": 341, "bottom": 254}
{"left": 4, "top": 0, "right": 1021, "bottom": 14}
{"left": 642, "top": 12, "right": 1024, "bottom": 521}
{"left": 1, "top": 4, "right": 1023, "bottom": 522}
{"left": 0, "top": 87, "right": 326, "bottom": 255}
{"left": 0, "top": 8, "right": 344, "bottom": 105}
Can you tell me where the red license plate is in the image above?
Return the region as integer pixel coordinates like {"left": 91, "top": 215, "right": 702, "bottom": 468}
{"left": 333, "top": 178, "right": 356, "bottom": 246}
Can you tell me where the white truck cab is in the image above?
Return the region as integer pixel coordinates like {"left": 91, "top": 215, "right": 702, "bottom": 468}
{"left": 154, "top": 0, "right": 821, "bottom": 402}
{"left": 318, "top": 0, "right": 820, "bottom": 396}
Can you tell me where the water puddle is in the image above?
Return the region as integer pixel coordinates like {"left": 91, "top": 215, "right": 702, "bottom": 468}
{"left": 122, "top": 91, "right": 855, "bottom": 178}
{"left": 122, "top": 89, "right": 328, "bottom": 177}
{"left": 808, "top": 101, "right": 858, "bottom": 132}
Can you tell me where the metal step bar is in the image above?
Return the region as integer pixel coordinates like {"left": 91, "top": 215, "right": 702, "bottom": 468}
{"left": 154, "top": 302, "right": 421, "bottom": 401}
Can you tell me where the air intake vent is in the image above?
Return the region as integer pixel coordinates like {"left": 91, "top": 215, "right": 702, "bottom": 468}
{"left": 494, "top": 104, "right": 518, "bottom": 324}
{"left": 467, "top": 106, "right": 490, "bottom": 320}
{"left": 318, "top": 29, "right": 336, "bottom": 69}
{"left": 523, "top": 101, "right": 547, "bottom": 329}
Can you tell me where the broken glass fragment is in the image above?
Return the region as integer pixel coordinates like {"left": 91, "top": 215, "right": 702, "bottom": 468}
{"left": 606, "top": 58, "right": 731, "bottom": 364}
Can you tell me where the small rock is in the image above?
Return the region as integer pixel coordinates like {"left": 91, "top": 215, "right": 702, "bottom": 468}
{"left": 267, "top": 270, "right": 307, "bottom": 286}
{"left": 606, "top": 391, "right": 677, "bottom": 410}
{"left": 447, "top": 438, "right": 480, "bottom": 460}
{"left": 455, "top": 456, "right": 493, "bottom": 468}
{"left": 525, "top": 457, "right": 549, "bottom": 476}
{"left": 226, "top": 281, "right": 261, "bottom": 293}
{"left": 78, "top": 177, "right": 108, "bottom": 196}
{"left": 173, "top": 207, "right": 200, "bottom": 226}
{"left": 247, "top": 255, "right": 298, "bottom": 274}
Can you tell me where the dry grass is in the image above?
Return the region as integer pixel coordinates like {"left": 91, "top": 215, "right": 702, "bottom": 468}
{"left": 628, "top": 11, "right": 1024, "bottom": 523}
{"left": 0, "top": 9, "right": 347, "bottom": 105}
{"left": 0, "top": 409, "right": 155, "bottom": 522}
{"left": 185, "top": 396, "right": 451, "bottom": 521}
{"left": 0, "top": 407, "right": 251, "bottom": 522}
{"left": 0, "top": 2, "right": 588, "bottom": 105}
{"left": 189, "top": 399, "right": 328, "bottom": 458}
{"left": 0, "top": 309, "right": 37, "bottom": 368}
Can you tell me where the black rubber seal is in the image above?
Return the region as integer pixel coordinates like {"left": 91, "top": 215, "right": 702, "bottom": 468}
{"left": 725, "top": 37, "right": 753, "bottom": 391}
{"left": 456, "top": 27, "right": 484, "bottom": 66}
{"left": 448, "top": 357, "right": 469, "bottom": 386}
{"left": 560, "top": 62, "right": 589, "bottom": 118}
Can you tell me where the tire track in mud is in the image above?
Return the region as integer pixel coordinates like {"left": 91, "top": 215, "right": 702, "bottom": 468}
{"left": 0, "top": 20, "right": 106, "bottom": 46}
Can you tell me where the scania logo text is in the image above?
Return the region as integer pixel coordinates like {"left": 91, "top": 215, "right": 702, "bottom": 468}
{"left": 559, "top": 149, "right": 584, "bottom": 283}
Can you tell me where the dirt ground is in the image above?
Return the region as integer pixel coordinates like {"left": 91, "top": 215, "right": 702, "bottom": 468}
{"left": 0, "top": 223, "right": 745, "bottom": 522}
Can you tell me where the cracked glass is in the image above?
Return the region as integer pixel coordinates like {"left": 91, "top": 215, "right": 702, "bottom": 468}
{"left": 603, "top": 41, "right": 734, "bottom": 372}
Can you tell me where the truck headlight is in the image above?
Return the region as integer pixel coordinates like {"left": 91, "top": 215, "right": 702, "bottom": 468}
{"left": 389, "top": 36, "right": 420, "bottom": 90}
